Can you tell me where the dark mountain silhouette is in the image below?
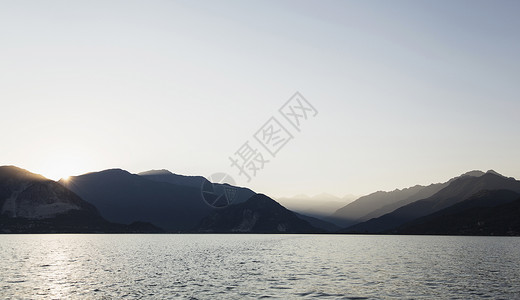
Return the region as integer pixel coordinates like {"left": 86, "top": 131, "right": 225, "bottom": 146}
{"left": 59, "top": 169, "right": 213, "bottom": 231}
{"left": 0, "top": 166, "right": 99, "bottom": 219}
{"left": 343, "top": 172, "right": 520, "bottom": 233}
{"left": 395, "top": 190, "right": 520, "bottom": 235}
{"left": 195, "top": 194, "right": 323, "bottom": 233}
{"left": 4, "top": 165, "right": 518, "bottom": 235}
{"left": 60, "top": 168, "right": 335, "bottom": 233}
{"left": 2, "top": 166, "right": 328, "bottom": 233}
{"left": 138, "top": 169, "right": 205, "bottom": 188}
{"left": 331, "top": 170, "right": 489, "bottom": 227}
{"left": 139, "top": 169, "right": 255, "bottom": 205}
{"left": 0, "top": 166, "right": 161, "bottom": 233}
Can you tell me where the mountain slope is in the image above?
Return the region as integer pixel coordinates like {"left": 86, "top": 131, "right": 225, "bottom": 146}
{"left": 62, "top": 168, "right": 329, "bottom": 233}
{"left": 60, "top": 169, "right": 213, "bottom": 231}
{"left": 344, "top": 172, "right": 520, "bottom": 233}
{"left": 196, "top": 194, "right": 323, "bottom": 233}
{"left": 0, "top": 166, "right": 162, "bottom": 233}
{"left": 395, "top": 190, "right": 520, "bottom": 235}
{"left": 139, "top": 169, "right": 255, "bottom": 205}
{"left": 357, "top": 183, "right": 448, "bottom": 222}
{"left": 330, "top": 184, "right": 444, "bottom": 227}
{"left": 0, "top": 166, "right": 99, "bottom": 219}
{"left": 138, "top": 169, "right": 205, "bottom": 188}
{"left": 330, "top": 171, "right": 487, "bottom": 227}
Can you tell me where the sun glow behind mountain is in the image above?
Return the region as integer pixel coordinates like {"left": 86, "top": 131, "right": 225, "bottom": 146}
{"left": 37, "top": 167, "right": 79, "bottom": 182}
{"left": 33, "top": 153, "right": 91, "bottom": 181}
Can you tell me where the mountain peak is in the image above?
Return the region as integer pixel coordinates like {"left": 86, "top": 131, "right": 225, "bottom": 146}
{"left": 445, "top": 170, "right": 487, "bottom": 184}
{"left": 460, "top": 170, "right": 486, "bottom": 177}
{"left": 0, "top": 166, "right": 100, "bottom": 220}
{"left": 0, "top": 165, "right": 48, "bottom": 182}
{"left": 486, "top": 169, "right": 504, "bottom": 177}
{"left": 138, "top": 169, "right": 174, "bottom": 176}
{"left": 196, "top": 194, "right": 322, "bottom": 233}
{"left": 98, "top": 169, "right": 132, "bottom": 176}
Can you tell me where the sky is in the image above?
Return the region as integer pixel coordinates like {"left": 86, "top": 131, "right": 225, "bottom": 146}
{"left": 1, "top": 0, "right": 519, "bottom": 198}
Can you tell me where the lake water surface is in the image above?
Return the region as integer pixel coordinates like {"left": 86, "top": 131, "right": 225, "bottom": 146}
{"left": 1, "top": 234, "right": 519, "bottom": 299}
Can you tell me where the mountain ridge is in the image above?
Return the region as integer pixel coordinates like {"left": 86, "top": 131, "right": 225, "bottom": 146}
{"left": 195, "top": 194, "right": 323, "bottom": 233}
{"left": 59, "top": 169, "right": 213, "bottom": 231}
{"left": 330, "top": 170, "right": 505, "bottom": 228}
{"left": 343, "top": 172, "right": 520, "bottom": 233}
{"left": 0, "top": 166, "right": 161, "bottom": 233}
{"left": 394, "top": 189, "right": 520, "bottom": 235}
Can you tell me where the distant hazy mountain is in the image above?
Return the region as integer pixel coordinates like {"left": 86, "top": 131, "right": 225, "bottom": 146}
{"left": 355, "top": 183, "right": 449, "bottom": 223}
{"left": 195, "top": 194, "right": 323, "bottom": 233}
{"left": 0, "top": 166, "right": 160, "bottom": 233}
{"left": 330, "top": 170, "right": 488, "bottom": 227}
{"left": 60, "top": 169, "right": 215, "bottom": 231}
{"left": 395, "top": 189, "right": 520, "bottom": 235}
{"left": 330, "top": 185, "right": 445, "bottom": 227}
{"left": 276, "top": 193, "right": 355, "bottom": 221}
{"left": 344, "top": 171, "right": 520, "bottom": 233}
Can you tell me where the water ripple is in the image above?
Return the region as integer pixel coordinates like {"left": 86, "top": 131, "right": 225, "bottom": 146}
{"left": 0, "top": 234, "right": 519, "bottom": 299}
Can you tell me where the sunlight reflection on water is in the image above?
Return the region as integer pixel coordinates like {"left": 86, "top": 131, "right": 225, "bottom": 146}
{"left": 1, "top": 234, "right": 519, "bottom": 299}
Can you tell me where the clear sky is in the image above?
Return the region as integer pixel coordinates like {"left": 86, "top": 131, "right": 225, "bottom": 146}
{"left": 1, "top": 0, "right": 519, "bottom": 198}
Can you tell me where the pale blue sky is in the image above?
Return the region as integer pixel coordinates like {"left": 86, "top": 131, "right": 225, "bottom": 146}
{"left": 1, "top": 0, "right": 519, "bottom": 197}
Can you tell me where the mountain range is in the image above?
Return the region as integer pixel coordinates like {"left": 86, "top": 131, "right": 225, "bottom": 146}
{"left": 1, "top": 165, "right": 519, "bottom": 235}
{"left": 1, "top": 166, "right": 324, "bottom": 233}
{"left": 329, "top": 171, "right": 490, "bottom": 227}
{"left": 339, "top": 171, "right": 520, "bottom": 234}
{"left": 59, "top": 169, "right": 212, "bottom": 231}
{"left": 394, "top": 189, "right": 520, "bottom": 235}
{"left": 0, "top": 166, "right": 162, "bottom": 233}
{"left": 197, "top": 194, "right": 323, "bottom": 233}
{"left": 59, "top": 169, "right": 289, "bottom": 232}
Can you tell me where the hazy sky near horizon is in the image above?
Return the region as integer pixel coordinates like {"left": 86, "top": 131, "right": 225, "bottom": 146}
{"left": 1, "top": 0, "right": 519, "bottom": 198}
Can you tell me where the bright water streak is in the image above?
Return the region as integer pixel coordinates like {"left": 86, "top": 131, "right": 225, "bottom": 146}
{"left": 1, "top": 234, "right": 519, "bottom": 299}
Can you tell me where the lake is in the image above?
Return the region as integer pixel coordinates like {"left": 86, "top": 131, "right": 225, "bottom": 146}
{"left": 1, "top": 234, "right": 519, "bottom": 299}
